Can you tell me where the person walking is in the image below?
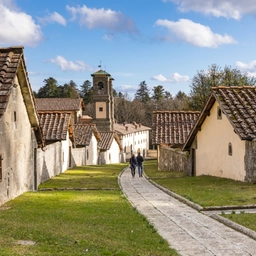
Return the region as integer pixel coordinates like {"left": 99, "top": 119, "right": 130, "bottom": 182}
{"left": 129, "top": 154, "right": 137, "bottom": 178}
{"left": 136, "top": 152, "right": 144, "bottom": 177}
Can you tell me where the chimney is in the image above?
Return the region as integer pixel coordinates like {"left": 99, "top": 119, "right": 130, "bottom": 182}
{"left": 139, "top": 123, "right": 141, "bottom": 128}
{"left": 135, "top": 124, "right": 137, "bottom": 129}
{"left": 125, "top": 126, "right": 128, "bottom": 131}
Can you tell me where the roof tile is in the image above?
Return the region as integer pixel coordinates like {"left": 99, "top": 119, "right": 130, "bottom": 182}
{"left": 36, "top": 98, "right": 84, "bottom": 112}
{"left": 73, "top": 124, "right": 100, "bottom": 146}
{"left": 38, "top": 112, "right": 71, "bottom": 141}
{"left": 0, "top": 47, "right": 23, "bottom": 119}
{"left": 152, "top": 111, "right": 200, "bottom": 147}
{"left": 213, "top": 86, "right": 256, "bottom": 140}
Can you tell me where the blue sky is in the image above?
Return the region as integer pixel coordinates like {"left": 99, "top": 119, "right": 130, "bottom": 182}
{"left": 2, "top": 0, "right": 256, "bottom": 99}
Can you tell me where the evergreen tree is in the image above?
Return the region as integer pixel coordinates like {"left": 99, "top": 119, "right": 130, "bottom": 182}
{"left": 135, "top": 81, "right": 150, "bottom": 103}
{"left": 60, "top": 80, "right": 79, "bottom": 98}
{"left": 152, "top": 85, "right": 165, "bottom": 102}
{"left": 36, "top": 77, "right": 60, "bottom": 98}
{"left": 80, "top": 80, "right": 93, "bottom": 104}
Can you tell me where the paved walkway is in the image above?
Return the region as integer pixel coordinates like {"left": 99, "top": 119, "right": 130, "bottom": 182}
{"left": 120, "top": 168, "right": 256, "bottom": 256}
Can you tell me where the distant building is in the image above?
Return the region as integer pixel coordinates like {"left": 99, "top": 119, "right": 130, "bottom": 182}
{"left": 91, "top": 69, "right": 151, "bottom": 161}
{"left": 114, "top": 122, "right": 151, "bottom": 160}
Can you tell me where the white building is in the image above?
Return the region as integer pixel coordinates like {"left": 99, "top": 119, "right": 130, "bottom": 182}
{"left": 114, "top": 122, "right": 151, "bottom": 160}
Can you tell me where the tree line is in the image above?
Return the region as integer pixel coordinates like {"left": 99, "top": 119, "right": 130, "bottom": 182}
{"left": 34, "top": 64, "right": 256, "bottom": 128}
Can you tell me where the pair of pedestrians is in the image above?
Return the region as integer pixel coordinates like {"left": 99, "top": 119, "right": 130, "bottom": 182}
{"left": 129, "top": 152, "right": 144, "bottom": 177}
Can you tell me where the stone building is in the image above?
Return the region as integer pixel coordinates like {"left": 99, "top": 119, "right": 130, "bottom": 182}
{"left": 0, "top": 46, "right": 43, "bottom": 205}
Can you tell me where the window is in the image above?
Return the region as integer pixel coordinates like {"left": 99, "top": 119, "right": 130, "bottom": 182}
{"left": 0, "top": 154, "right": 2, "bottom": 182}
{"left": 14, "top": 111, "right": 17, "bottom": 129}
{"left": 228, "top": 143, "right": 232, "bottom": 156}
{"left": 217, "top": 106, "right": 222, "bottom": 120}
{"left": 99, "top": 107, "right": 103, "bottom": 112}
{"left": 87, "top": 150, "right": 89, "bottom": 160}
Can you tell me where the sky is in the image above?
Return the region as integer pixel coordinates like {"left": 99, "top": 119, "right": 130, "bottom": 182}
{"left": 1, "top": 0, "right": 256, "bottom": 99}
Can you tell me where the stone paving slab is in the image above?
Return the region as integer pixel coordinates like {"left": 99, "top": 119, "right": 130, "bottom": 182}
{"left": 120, "top": 168, "right": 256, "bottom": 256}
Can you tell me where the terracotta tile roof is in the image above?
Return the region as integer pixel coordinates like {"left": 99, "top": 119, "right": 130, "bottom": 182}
{"left": 114, "top": 122, "right": 151, "bottom": 135}
{"left": 98, "top": 131, "right": 122, "bottom": 151}
{"left": 38, "top": 112, "right": 71, "bottom": 141}
{"left": 0, "top": 48, "right": 20, "bottom": 118}
{"left": 73, "top": 124, "right": 100, "bottom": 146}
{"left": 183, "top": 86, "right": 256, "bottom": 150}
{"left": 35, "top": 98, "right": 84, "bottom": 111}
{"left": 0, "top": 46, "right": 44, "bottom": 147}
{"left": 152, "top": 111, "right": 200, "bottom": 148}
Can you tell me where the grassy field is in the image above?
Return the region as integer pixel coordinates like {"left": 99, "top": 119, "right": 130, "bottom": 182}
{"left": 144, "top": 160, "right": 256, "bottom": 207}
{"left": 0, "top": 163, "right": 178, "bottom": 256}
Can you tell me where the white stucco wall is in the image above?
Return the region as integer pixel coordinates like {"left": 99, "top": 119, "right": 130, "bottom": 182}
{"left": 195, "top": 101, "right": 246, "bottom": 181}
{"left": 72, "top": 148, "right": 86, "bottom": 166}
{"left": 61, "top": 133, "right": 72, "bottom": 172}
{"left": 37, "top": 142, "right": 63, "bottom": 184}
{"left": 102, "top": 139, "right": 120, "bottom": 164}
{"left": 86, "top": 135, "right": 98, "bottom": 165}
{"left": 0, "top": 78, "right": 37, "bottom": 205}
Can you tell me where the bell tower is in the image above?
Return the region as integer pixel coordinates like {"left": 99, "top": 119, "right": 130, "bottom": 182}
{"left": 91, "top": 69, "right": 114, "bottom": 131}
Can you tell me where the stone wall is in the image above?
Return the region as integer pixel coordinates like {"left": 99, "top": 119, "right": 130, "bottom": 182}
{"left": 158, "top": 145, "right": 188, "bottom": 172}
{"left": 245, "top": 141, "right": 256, "bottom": 183}
{"left": 0, "top": 83, "right": 38, "bottom": 205}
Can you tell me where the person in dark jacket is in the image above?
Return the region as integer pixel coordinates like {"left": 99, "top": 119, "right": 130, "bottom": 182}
{"left": 136, "top": 152, "right": 144, "bottom": 177}
{"left": 129, "top": 154, "right": 137, "bottom": 178}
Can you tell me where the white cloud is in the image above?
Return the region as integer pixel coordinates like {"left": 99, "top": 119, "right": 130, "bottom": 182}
{"left": 38, "top": 12, "right": 66, "bottom": 26}
{"left": 0, "top": 3, "right": 43, "bottom": 46}
{"left": 236, "top": 60, "right": 256, "bottom": 77}
{"left": 162, "top": 0, "right": 256, "bottom": 20}
{"left": 155, "top": 18, "right": 236, "bottom": 48}
{"left": 152, "top": 73, "right": 190, "bottom": 83}
{"left": 50, "top": 55, "right": 93, "bottom": 72}
{"left": 66, "top": 5, "right": 138, "bottom": 34}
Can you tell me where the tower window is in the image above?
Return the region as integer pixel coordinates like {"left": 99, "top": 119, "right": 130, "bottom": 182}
{"left": 98, "top": 82, "right": 104, "bottom": 94}
{"left": 99, "top": 107, "right": 103, "bottom": 112}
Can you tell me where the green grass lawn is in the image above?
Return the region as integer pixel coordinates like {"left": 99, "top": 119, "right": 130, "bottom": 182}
{"left": 0, "top": 163, "right": 177, "bottom": 256}
{"left": 144, "top": 160, "right": 256, "bottom": 207}
{"left": 39, "top": 164, "right": 128, "bottom": 190}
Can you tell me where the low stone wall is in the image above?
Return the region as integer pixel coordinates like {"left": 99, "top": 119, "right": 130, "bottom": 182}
{"left": 158, "top": 145, "right": 188, "bottom": 172}
{"left": 245, "top": 141, "right": 256, "bottom": 183}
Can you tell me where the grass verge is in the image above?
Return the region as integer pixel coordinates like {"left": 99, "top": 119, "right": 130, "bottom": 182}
{"left": 0, "top": 164, "right": 178, "bottom": 256}
{"left": 221, "top": 212, "right": 256, "bottom": 232}
{"left": 144, "top": 160, "right": 256, "bottom": 207}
